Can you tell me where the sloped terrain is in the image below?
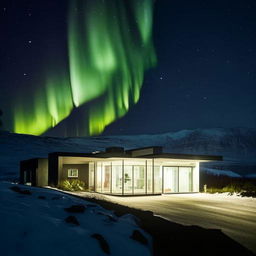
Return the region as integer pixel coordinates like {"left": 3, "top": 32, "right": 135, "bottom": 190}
{"left": 1, "top": 127, "right": 256, "bottom": 180}
{"left": 0, "top": 181, "right": 151, "bottom": 256}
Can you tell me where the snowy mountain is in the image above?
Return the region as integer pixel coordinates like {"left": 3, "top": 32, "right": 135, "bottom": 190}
{"left": 0, "top": 127, "right": 256, "bottom": 181}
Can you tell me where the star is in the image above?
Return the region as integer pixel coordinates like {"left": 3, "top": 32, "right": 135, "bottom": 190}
{"left": 23, "top": 73, "right": 27, "bottom": 76}
{"left": 203, "top": 96, "right": 208, "bottom": 100}
{"left": 160, "top": 76, "right": 163, "bottom": 80}
{"left": 28, "top": 40, "right": 32, "bottom": 44}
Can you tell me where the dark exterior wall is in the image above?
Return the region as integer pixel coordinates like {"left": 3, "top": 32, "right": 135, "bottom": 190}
{"left": 61, "top": 164, "right": 89, "bottom": 189}
{"left": 37, "top": 159, "right": 48, "bottom": 187}
{"left": 48, "top": 153, "right": 59, "bottom": 186}
{"left": 20, "top": 159, "right": 38, "bottom": 186}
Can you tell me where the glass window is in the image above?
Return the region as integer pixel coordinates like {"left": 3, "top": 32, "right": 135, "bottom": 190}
{"left": 163, "top": 167, "right": 178, "bottom": 193}
{"left": 112, "top": 161, "right": 122, "bottom": 194}
{"left": 68, "top": 169, "right": 78, "bottom": 178}
{"left": 89, "top": 162, "right": 95, "bottom": 191}
{"left": 147, "top": 161, "right": 153, "bottom": 194}
{"left": 96, "top": 163, "right": 102, "bottom": 192}
{"left": 134, "top": 166, "right": 145, "bottom": 194}
{"left": 124, "top": 166, "right": 132, "bottom": 194}
{"left": 102, "top": 164, "right": 111, "bottom": 193}
{"left": 154, "top": 166, "right": 162, "bottom": 193}
{"left": 179, "top": 167, "right": 192, "bottom": 192}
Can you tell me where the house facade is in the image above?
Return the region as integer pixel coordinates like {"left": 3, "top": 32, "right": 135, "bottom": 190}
{"left": 20, "top": 146, "right": 222, "bottom": 195}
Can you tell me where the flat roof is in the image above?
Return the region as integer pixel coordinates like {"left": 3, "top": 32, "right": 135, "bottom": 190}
{"left": 48, "top": 152, "right": 95, "bottom": 157}
{"left": 138, "top": 153, "right": 223, "bottom": 161}
{"left": 48, "top": 151, "right": 222, "bottom": 161}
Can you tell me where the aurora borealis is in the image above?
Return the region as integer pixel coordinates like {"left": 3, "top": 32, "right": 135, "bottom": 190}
{"left": 12, "top": 0, "right": 156, "bottom": 136}
{"left": 2, "top": 0, "right": 256, "bottom": 136}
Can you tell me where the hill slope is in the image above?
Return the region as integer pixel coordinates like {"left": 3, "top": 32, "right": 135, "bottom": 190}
{"left": 1, "top": 127, "right": 256, "bottom": 180}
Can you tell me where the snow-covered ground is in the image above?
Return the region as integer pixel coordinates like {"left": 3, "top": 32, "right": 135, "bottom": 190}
{"left": 202, "top": 167, "right": 242, "bottom": 177}
{"left": 0, "top": 182, "right": 151, "bottom": 256}
{"left": 65, "top": 191, "right": 256, "bottom": 253}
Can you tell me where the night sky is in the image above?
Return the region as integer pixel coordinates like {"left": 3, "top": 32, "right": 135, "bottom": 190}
{"left": 1, "top": 0, "right": 256, "bottom": 137}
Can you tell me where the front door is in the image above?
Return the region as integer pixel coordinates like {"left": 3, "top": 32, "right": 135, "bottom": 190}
{"left": 163, "top": 167, "right": 178, "bottom": 193}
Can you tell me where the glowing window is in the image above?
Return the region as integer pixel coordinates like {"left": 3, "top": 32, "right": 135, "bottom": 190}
{"left": 68, "top": 169, "right": 78, "bottom": 178}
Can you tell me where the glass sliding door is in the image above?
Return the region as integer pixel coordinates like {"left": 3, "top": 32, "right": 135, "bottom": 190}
{"left": 111, "top": 161, "right": 122, "bottom": 194}
{"left": 102, "top": 164, "right": 111, "bottom": 193}
{"left": 147, "top": 160, "right": 153, "bottom": 194}
{"left": 134, "top": 166, "right": 145, "bottom": 194}
{"left": 124, "top": 166, "right": 132, "bottom": 194}
{"left": 89, "top": 162, "right": 95, "bottom": 191}
{"left": 154, "top": 166, "right": 162, "bottom": 193}
{"left": 179, "top": 167, "right": 192, "bottom": 192}
{"left": 163, "top": 167, "right": 178, "bottom": 193}
{"left": 96, "top": 162, "right": 102, "bottom": 192}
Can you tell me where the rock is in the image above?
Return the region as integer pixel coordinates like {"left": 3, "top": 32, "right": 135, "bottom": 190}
{"left": 38, "top": 196, "right": 46, "bottom": 199}
{"left": 20, "top": 190, "right": 31, "bottom": 195}
{"left": 64, "top": 204, "right": 86, "bottom": 213}
{"left": 91, "top": 233, "right": 110, "bottom": 255}
{"left": 65, "top": 215, "right": 80, "bottom": 226}
{"left": 130, "top": 229, "right": 148, "bottom": 245}
{"left": 10, "top": 186, "right": 32, "bottom": 195}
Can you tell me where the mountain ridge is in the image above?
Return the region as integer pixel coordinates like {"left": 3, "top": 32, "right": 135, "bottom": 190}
{"left": 1, "top": 127, "right": 256, "bottom": 180}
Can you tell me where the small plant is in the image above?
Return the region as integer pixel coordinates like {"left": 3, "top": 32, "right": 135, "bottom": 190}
{"left": 58, "top": 179, "right": 86, "bottom": 191}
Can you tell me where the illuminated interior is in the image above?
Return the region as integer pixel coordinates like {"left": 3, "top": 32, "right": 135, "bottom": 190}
{"left": 61, "top": 157, "right": 199, "bottom": 195}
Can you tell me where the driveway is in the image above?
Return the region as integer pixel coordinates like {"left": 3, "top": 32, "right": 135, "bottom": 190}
{"left": 72, "top": 192, "right": 256, "bottom": 253}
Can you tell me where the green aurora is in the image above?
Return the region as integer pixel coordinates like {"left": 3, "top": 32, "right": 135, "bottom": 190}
{"left": 13, "top": 0, "right": 156, "bottom": 136}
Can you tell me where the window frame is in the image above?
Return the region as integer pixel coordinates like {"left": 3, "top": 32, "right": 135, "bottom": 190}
{"left": 67, "top": 168, "right": 79, "bottom": 178}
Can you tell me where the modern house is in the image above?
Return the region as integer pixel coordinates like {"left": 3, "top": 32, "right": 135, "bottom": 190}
{"left": 20, "top": 146, "right": 222, "bottom": 195}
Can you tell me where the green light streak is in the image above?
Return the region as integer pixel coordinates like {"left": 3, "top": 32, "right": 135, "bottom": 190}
{"left": 13, "top": 0, "right": 156, "bottom": 136}
{"left": 14, "top": 74, "right": 73, "bottom": 135}
{"left": 68, "top": 0, "right": 156, "bottom": 135}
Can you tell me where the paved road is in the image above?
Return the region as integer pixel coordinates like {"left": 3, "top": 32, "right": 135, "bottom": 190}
{"left": 90, "top": 193, "right": 256, "bottom": 253}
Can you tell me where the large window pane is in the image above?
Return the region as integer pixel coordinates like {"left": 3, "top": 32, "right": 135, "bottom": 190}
{"left": 179, "top": 167, "right": 192, "bottom": 192}
{"left": 102, "top": 164, "right": 111, "bottom": 193}
{"left": 89, "top": 162, "right": 95, "bottom": 191}
{"left": 112, "top": 161, "right": 122, "bottom": 194}
{"left": 154, "top": 166, "right": 162, "bottom": 193}
{"left": 96, "top": 162, "right": 102, "bottom": 192}
{"left": 163, "top": 167, "right": 178, "bottom": 193}
{"left": 134, "top": 166, "right": 145, "bottom": 194}
{"left": 147, "top": 161, "right": 153, "bottom": 194}
{"left": 124, "top": 166, "right": 132, "bottom": 194}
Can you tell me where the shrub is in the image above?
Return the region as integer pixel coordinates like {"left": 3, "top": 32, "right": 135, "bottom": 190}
{"left": 206, "top": 182, "right": 256, "bottom": 195}
{"left": 222, "top": 184, "right": 242, "bottom": 194}
{"left": 242, "top": 182, "right": 256, "bottom": 192}
{"left": 58, "top": 180, "right": 86, "bottom": 191}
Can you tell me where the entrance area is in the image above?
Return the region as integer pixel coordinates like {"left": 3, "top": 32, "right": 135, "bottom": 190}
{"left": 163, "top": 167, "right": 178, "bottom": 193}
{"left": 163, "top": 166, "right": 193, "bottom": 193}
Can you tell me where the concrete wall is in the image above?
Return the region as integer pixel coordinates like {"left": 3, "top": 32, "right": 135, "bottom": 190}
{"left": 61, "top": 164, "right": 89, "bottom": 189}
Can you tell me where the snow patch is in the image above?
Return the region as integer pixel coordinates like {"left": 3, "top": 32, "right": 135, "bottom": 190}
{"left": 0, "top": 182, "right": 151, "bottom": 256}
{"left": 202, "top": 168, "right": 242, "bottom": 178}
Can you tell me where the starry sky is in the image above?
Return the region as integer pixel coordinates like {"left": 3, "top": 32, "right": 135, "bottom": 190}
{"left": 1, "top": 0, "right": 256, "bottom": 136}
